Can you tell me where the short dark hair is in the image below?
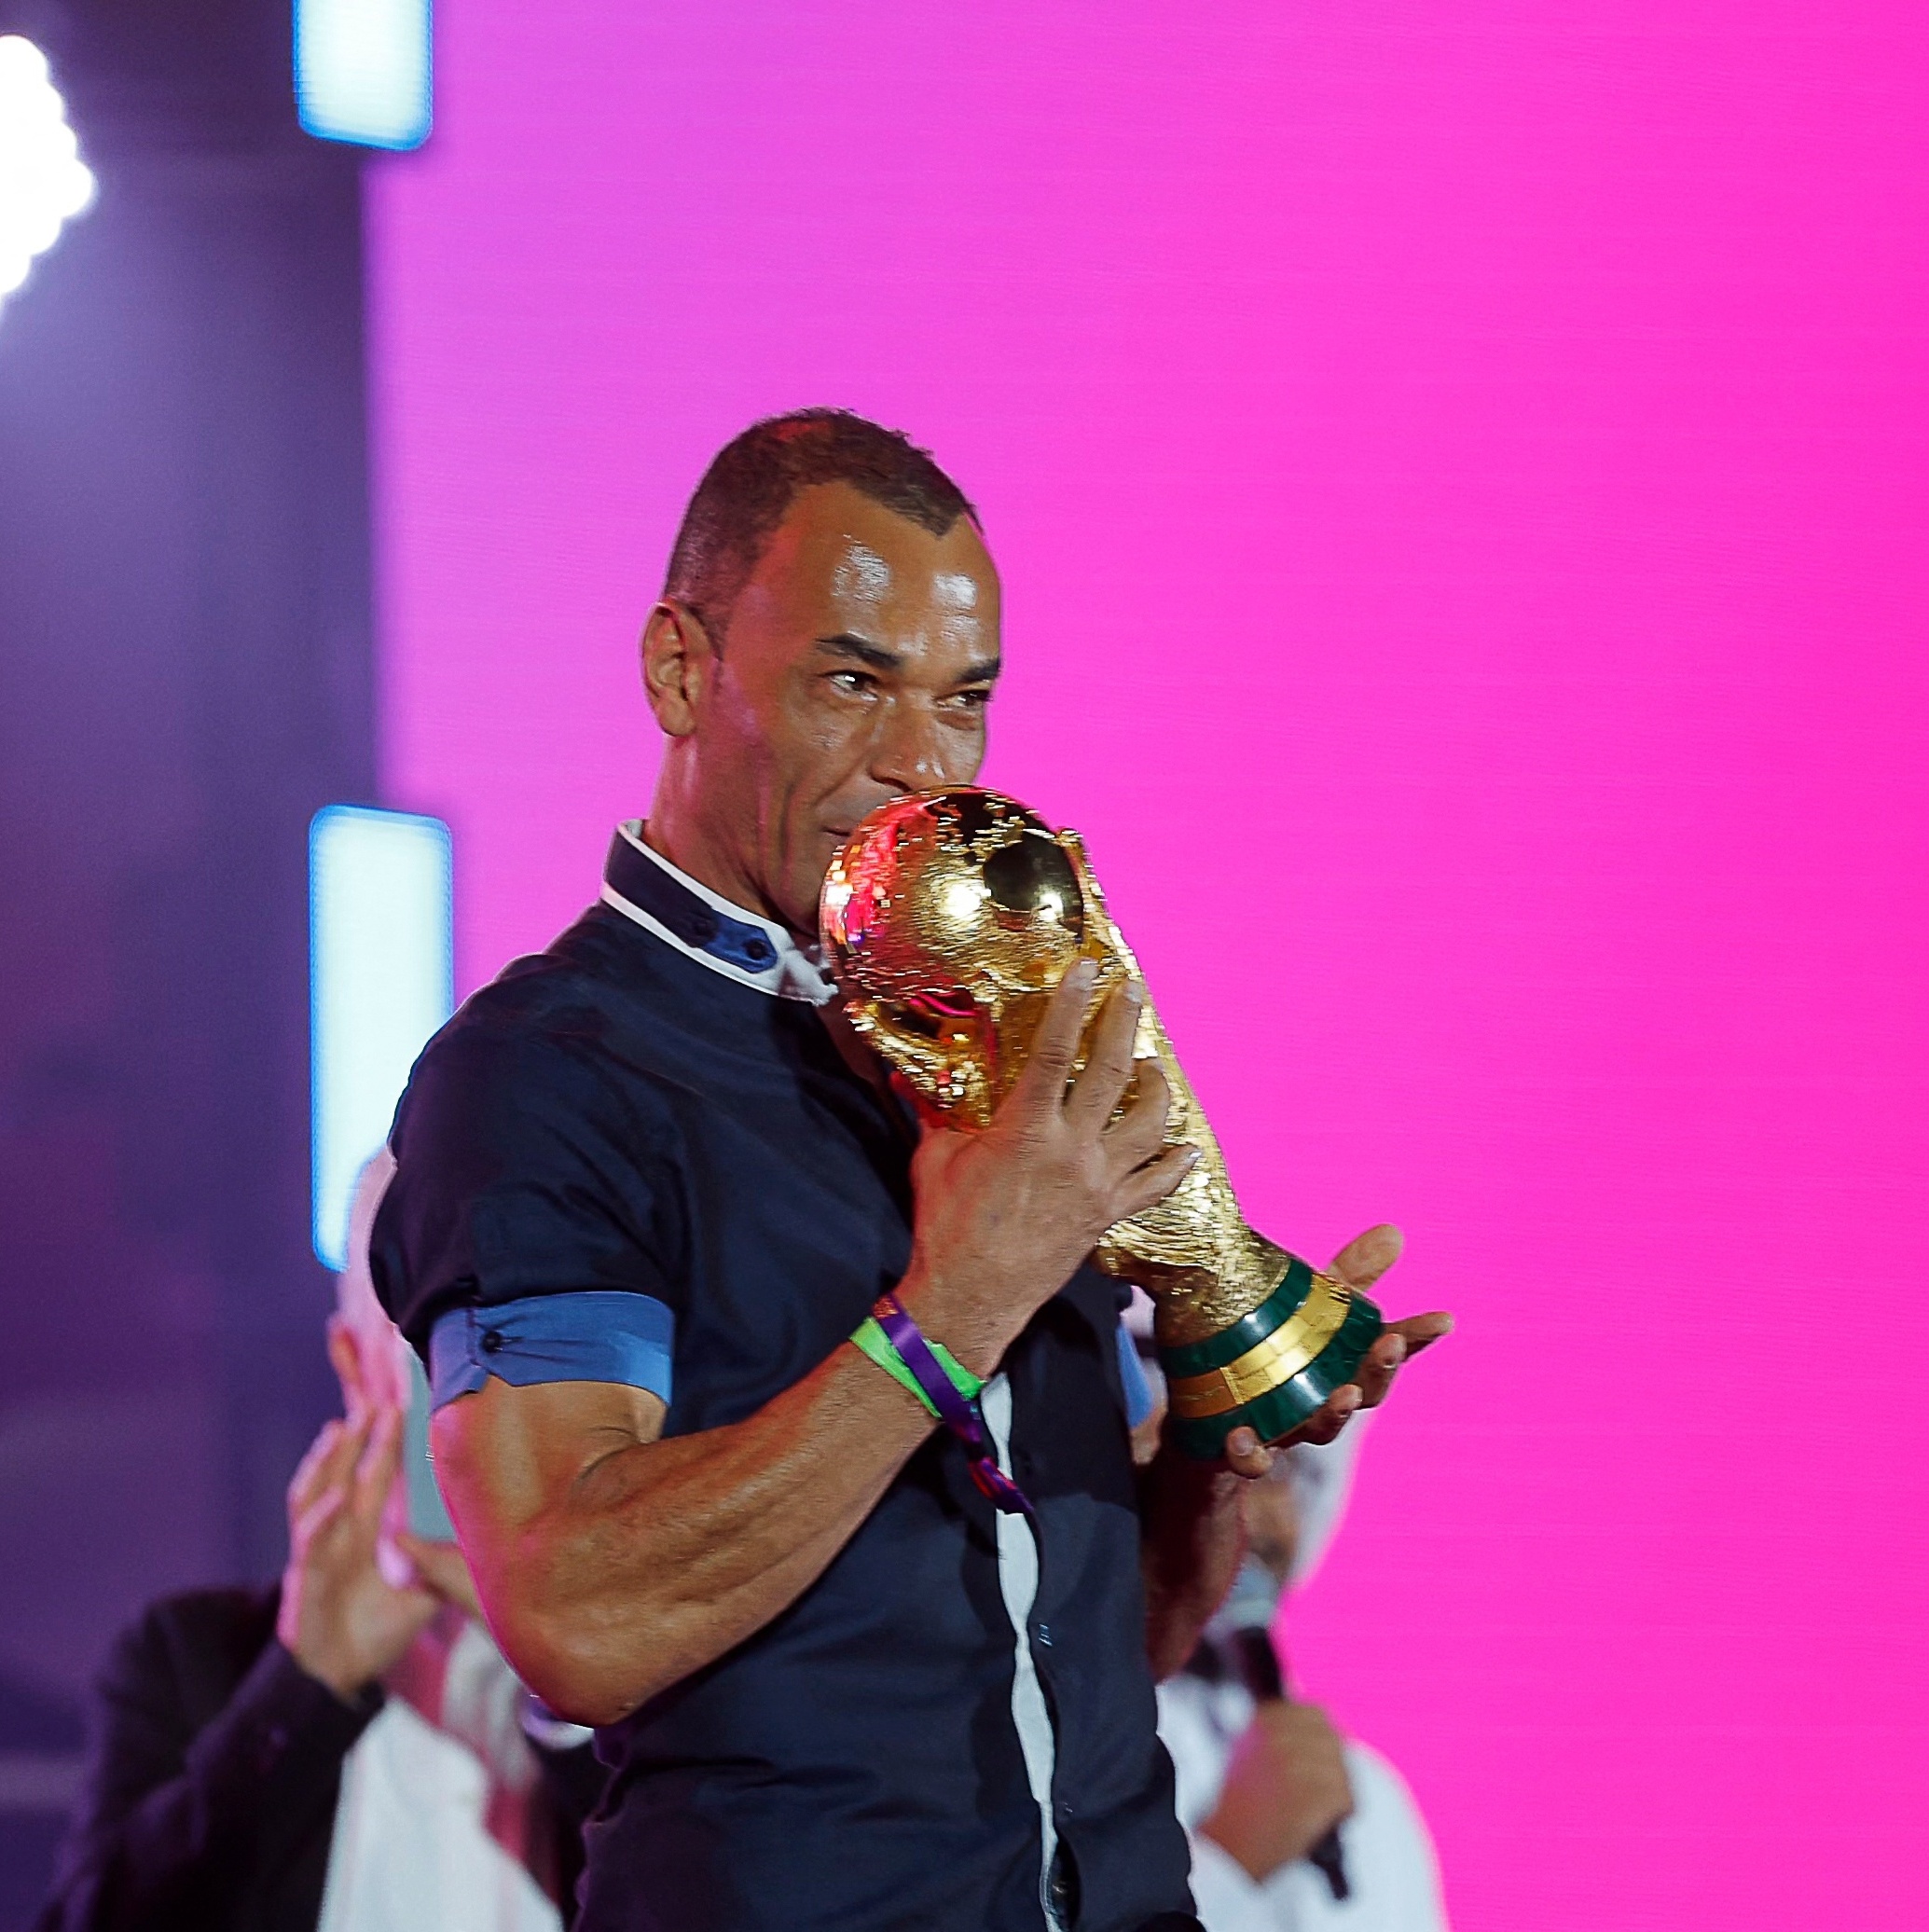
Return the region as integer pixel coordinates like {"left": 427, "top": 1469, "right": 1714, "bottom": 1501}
{"left": 664, "top": 409, "right": 977, "bottom": 641}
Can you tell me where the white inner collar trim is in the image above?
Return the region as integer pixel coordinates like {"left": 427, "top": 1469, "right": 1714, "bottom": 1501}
{"left": 601, "top": 821, "right": 836, "bottom": 1006}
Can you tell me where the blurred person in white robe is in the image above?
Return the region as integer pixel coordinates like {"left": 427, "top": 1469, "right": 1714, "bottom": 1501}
{"left": 1130, "top": 1327, "right": 1448, "bottom": 1932}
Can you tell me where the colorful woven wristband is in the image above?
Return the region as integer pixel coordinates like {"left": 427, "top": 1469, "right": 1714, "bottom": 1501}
{"left": 850, "top": 1293, "right": 1033, "bottom": 1518}
{"left": 850, "top": 1317, "right": 984, "bottom": 1413}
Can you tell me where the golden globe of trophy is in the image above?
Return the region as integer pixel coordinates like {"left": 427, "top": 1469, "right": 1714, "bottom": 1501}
{"left": 820, "top": 788, "right": 1384, "bottom": 1459}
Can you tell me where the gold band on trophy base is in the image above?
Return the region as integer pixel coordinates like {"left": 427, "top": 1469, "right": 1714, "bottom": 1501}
{"left": 820, "top": 788, "right": 1385, "bottom": 1461}
{"left": 1158, "top": 1254, "right": 1383, "bottom": 1459}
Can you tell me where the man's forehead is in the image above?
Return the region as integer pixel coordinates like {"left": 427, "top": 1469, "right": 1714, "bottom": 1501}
{"left": 829, "top": 540, "right": 985, "bottom": 617}
{"left": 830, "top": 542, "right": 894, "bottom": 603}
{"left": 758, "top": 482, "right": 997, "bottom": 619}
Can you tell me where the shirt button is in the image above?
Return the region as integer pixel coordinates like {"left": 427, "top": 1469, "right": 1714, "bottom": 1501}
{"left": 480, "top": 1328, "right": 505, "bottom": 1355}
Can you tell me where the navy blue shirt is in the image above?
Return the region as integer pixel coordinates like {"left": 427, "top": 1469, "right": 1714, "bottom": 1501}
{"left": 370, "top": 829, "right": 1194, "bottom": 1932}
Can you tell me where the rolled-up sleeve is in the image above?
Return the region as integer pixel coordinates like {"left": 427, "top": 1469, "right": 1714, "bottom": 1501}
{"left": 370, "top": 1008, "right": 686, "bottom": 1387}
{"left": 429, "top": 1290, "right": 676, "bottom": 1409}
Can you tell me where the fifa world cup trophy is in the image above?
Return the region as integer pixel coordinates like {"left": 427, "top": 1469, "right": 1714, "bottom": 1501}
{"left": 820, "top": 788, "right": 1385, "bottom": 1458}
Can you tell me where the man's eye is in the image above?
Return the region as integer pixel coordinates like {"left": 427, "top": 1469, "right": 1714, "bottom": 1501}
{"left": 828, "top": 671, "right": 874, "bottom": 696}
{"left": 947, "top": 687, "right": 994, "bottom": 711}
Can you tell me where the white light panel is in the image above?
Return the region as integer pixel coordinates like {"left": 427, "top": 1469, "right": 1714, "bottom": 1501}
{"left": 0, "top": 36, "right": 95, "bottom": 317}
{"left": 310, "top": 806, "right": 452, "bottom": 1270}
{"left": 296, "top": 0, "right": 432, "bottom": 152}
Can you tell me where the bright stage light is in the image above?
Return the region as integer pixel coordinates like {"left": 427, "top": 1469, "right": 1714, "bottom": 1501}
{"left": 0, "top": 36, "right": 95, "bottom": 316}
{"left": 296, "top": 0, "right": 432, "bottom": 151}
{"left": 310, "top": 805, "right": 453, "bottom": 1270}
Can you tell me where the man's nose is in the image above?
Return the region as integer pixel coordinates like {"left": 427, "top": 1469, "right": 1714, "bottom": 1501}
{"left": 868, "top": 704, "right": 951, "bottom": 794}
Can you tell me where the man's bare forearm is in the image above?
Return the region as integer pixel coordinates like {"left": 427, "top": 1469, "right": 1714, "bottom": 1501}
{"left": 1138, "top": 1442, "right": 1246, "bottom": 1678}
{"left": 436, "top": 1343, "right": 937, "bottom": 1725}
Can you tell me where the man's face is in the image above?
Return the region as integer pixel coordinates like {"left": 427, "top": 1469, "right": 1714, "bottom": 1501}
{"left": 670, "top": 481, "right": 1001, "bottom": 935}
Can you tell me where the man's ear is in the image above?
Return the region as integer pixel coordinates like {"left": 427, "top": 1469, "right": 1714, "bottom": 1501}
{"left": 641, "top": 600, "right": 718, "bottom": 738}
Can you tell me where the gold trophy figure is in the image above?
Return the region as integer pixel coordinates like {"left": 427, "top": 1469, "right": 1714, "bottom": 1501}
{"left": 820, "top": 788, "right": 1384, "bottom": 1458}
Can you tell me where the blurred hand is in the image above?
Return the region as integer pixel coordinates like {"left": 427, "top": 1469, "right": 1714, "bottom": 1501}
{"left": 317, "top": 1302, "right": 485, "bottom": 1627}
{"left": 276, "top": 1406, "right": 443, "bottom": 1702}
{"left": 396, "top": 1531, "right": 485, "bottom": 1623}
{"left": 1200, "top": 1702, "right": 1355, "bottom": 1883}
{"left": 1218, "top": 1224, "right": 1453, "bottom": 1480}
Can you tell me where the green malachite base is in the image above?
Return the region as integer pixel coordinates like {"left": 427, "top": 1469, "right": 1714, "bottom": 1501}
{"left": 1160, "top": 1272, "right": 1385, "bottom": 1461}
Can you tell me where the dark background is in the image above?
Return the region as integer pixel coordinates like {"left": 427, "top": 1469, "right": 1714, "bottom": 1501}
{"left": 0, "top": 1, "right": 372, "bottom": 1917}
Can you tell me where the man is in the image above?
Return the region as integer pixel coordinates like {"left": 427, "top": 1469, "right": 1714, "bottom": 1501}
{"left": 371, "top": 409, "right": 1449, "bottom": 1932}
{"left": 37, "top": 1161, "right": 601, "bottom": 1932}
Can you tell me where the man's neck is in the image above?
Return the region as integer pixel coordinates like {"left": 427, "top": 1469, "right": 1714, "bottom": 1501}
{"left": 641, "top": 808, "right": 805, "bottom": 944}
{"left": 642, "top": 787, "right": 880, "bottom": 1068}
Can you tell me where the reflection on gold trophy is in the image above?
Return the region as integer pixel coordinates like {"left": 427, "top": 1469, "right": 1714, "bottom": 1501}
{"left": 820, "top": 788, "right": 1384, "bottom": 1458}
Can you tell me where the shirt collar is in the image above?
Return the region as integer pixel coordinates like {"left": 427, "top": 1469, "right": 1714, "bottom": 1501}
{"left": 600, "top": 821, "right": 837, "bottom": 1006}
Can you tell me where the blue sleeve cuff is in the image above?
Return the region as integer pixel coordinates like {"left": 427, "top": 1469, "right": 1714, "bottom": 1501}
{"left": 429, "top": 1292, "right": 676, "bottom": 1410}
{"left": 1116, "top": 1323, "right": 1156, "bottom": 1429}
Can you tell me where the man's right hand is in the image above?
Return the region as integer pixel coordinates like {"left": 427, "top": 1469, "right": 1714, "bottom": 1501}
{"left": 1200, "top": 1702, "right": 1356, "bottom": 1883}
{"left": 897, "top": 959, "right": 1198, "bottom": 1373}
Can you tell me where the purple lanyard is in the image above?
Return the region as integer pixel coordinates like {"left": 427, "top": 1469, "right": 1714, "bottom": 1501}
{"left": 871, "top": 1291, "right": 1035, "bottom": 1519}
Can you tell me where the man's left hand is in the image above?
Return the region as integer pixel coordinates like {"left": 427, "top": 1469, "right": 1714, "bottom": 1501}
{"left": 1139, "top": 1225, "right": 1451, "bottom": 1676}
{"left": 1220, "top": 1224, "right": 1453, "bottom": 1480}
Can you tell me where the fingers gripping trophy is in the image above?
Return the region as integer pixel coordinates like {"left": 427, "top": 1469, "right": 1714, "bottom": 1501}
{"left": 820, "top": 789, "right": 1385, "bottom": 1458}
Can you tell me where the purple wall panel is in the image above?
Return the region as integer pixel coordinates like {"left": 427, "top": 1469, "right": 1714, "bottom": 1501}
{"left": 366, "top": 6, "right": 1929, "bottom": 1924}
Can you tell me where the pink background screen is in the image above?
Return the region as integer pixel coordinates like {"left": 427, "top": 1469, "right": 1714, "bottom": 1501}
{"left": 366, "top": 5, "right": 1929, "bottom": 1925}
